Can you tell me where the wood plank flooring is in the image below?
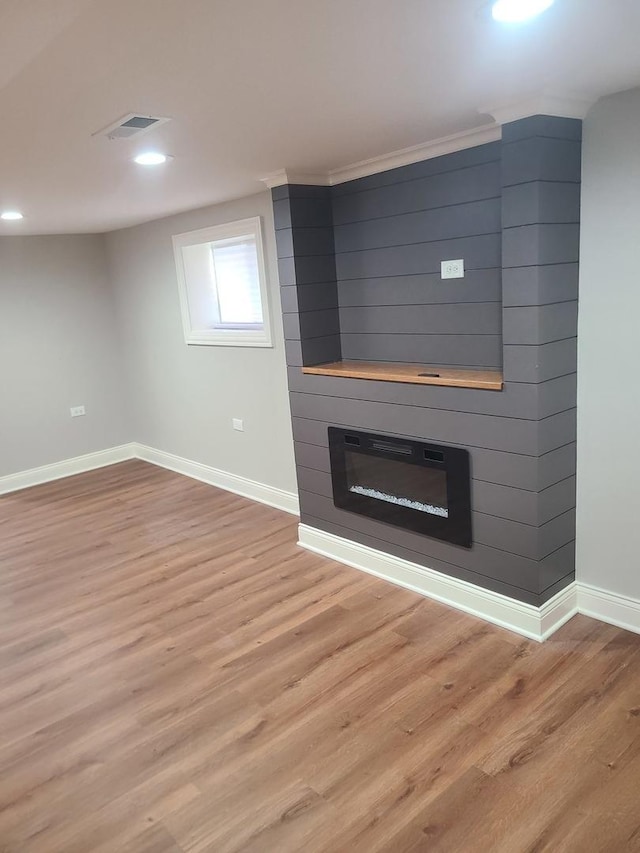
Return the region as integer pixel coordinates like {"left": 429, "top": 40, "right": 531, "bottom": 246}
{"left": 0, "top": 460, "right": 639, "bottom": 852}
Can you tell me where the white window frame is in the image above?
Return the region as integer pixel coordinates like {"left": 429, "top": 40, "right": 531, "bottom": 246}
{"left": 172, "top": 216, "right": 273, "bottom": 347}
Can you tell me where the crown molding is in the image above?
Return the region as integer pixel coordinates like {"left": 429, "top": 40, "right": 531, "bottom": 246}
{"left": 483, "top": 92, "right": 597, "bottom": 125}
{"left": 326, "top": 123, "right": 501, "bottom": 185}
{"left": 261, "top": 123, "right": 501, "bottom": 190}
{"left": 260, "top": 169, "right": 330, "bottom": 189}
{"left": 261, "top": 93, "right": 596, "bottom": 192}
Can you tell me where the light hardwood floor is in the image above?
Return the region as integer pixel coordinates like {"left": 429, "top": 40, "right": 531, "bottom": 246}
{"left": 0, "top": 460, "right": 639, "bottom": 852}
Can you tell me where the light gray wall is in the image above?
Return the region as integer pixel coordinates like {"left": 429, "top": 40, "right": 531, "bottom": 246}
{"left": 105, "top": 191, "right": 297, "bottom": 494}
{"left": 0, "top": 235, "right": 129, "bottom": 476}
{"left": 576, "top": 88, "right": 640, "bottom": 600}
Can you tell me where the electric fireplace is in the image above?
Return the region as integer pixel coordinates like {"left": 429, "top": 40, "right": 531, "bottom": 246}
{"left": 328, "top": 427, "right": 472, "bottom": 547}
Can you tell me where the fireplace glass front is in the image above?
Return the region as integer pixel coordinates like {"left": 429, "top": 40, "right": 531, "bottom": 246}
{"left": 328, "top": 427, "right": 472, "bottom": 547}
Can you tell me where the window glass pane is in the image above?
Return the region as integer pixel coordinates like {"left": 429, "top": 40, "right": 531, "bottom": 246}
{"left": 211, "top": 237, "right": 263, "bottom": 326}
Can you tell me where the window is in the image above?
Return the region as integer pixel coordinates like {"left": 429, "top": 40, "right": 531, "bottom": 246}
{"left": 172, "top": 217, "right": 272, "bottom": 347}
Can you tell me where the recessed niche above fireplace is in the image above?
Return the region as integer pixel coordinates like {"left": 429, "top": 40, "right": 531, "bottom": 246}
{"left": 328, "top": 427, "right": 472, "bottom": 548}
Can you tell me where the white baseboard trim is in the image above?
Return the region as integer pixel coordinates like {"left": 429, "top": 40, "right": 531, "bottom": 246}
{"left": 0, "top": 444, "right": 137, "bottom": 496}
{"left": 298, "top": 523, "right": 578, "bottom": 642}
{"left": 0, "top": 442, "right": 299, "bottom": 516}
{"left": 132, "top": 443, "right": 300, "bottom": 516}
{"left": 577, "top": 583, "right": 640, "bottom": 637}
{"left": 5, "top": 448, "right": 639, "bottom": 641}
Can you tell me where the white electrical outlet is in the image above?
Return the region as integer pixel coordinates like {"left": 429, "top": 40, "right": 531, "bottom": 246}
{"left": 441, "top": 259, "right": 464, "bottom": 279}
{"left": 232, "top": 418, "right": 244, "bottom": 432}
{"left": 70, "top": 406, "right": 86, "bottom": 418}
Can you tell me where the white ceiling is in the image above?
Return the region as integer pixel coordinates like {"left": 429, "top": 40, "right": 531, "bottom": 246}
{"left": 1, "top": 0, "right": 639, "bottom": 235}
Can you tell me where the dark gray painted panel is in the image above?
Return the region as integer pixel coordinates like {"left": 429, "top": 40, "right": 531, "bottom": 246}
{"left": 501, "top": 115, "right": 582, "bottom": 144}
{"left": 474, "top": 509, "right": 576, "bottom": 561}
{"left": 289, "top": 393, "right": 540, "bottom": 455}
{"left": 539, "top": 476, "right": 576, "bottom": 524}
{"left": 502, "top": 263, "right": 579, "bottom": 307}
{"left": 277, "top": 255, "right": 296, "bottom": 285}
{"left": 332, "top": 161, "right": 500, "bottom": 225}
{"left": 282, "top": 312, "right": 300, "bottom": 340}
{"left": 501, "top": 137, "right": 582, "bottom": 187}
{"left": 291, "top": 400, "right": 576, "bottom": 460}
{"left": 291, "top": 227, "right": 336, "bottom": 258}
{"left": 472, "top": 480, "right": 537, "bottom": 524}
{"left": 539, "top": 443, "right": 576, "bottom": 491}
{"left": 503, "top": 224, "right": 580, "bottom": 267}
{"left": 503, "top": 301, "right": 578, "bottom": 346}
{"left": 285, "top": 336, "right": 342, "bottom": 367}
{"left": 504, "top": 338, "right": 577, "bottom": 383}
{"left": 296, "top": 465, "right": 574, "bottom": 561}
{"left": 537, "top": 373, "right": 577, "bottom": 418}
{"left": 288, "top": 369, "right": 573, "bottom": 422}
{"left": 300, "top": 335, "right": 342, "bottom": 366}
{"left": 337, "top": 269, "right": 502, "bottom": 307}
{"left": 340, "top": 332, "right": 502, "bottom": 367}
{"left": 333, "top": 199, "right": 501, "bottom": 253}
{"left": 280, "top": 283, "right": 339, "bottom": 314}
{"left": 335, "top": 234, "right": 501, "bottom": 280}
{"left": 299, "top": 490, "right": 541, "bottom": 593}
{"left": 293, "top": 441, "right": 329, "bottom": 473}
{"left": 291, "top": 417, "right": 332, "bottom": 447}
{"left": 470, "top": 442, "right": 574, "bottom": 491}
{"left": 295, "top": 465, "right": 332, "bottom": 498}
{"left": 272, "top": 198, "right": 292, "bottom": 230}
{"left": 270, "top": 185, "right": 290, "bottom": 202}
{"left": 540, "top": 571, "right": 575, "bottom": 603}
{"left": 301, "top": 514, "right": 541, "bottom": 604}
{"left": 537, "top": 409, "right": 576, "bottom": 455}
{"left": 339, "top": 303, "right": 501, "bottom": 336}
{"left": 278, "top": 255, "right": 337, "bottom": 286}
{"left": 275, "top": 227, "right": 294, "bottom": 259}
{"left": 292, "top": 428, "right": 576, "bottom": 492}
{"left": 283, "top": 309, "right": 341, "bottom": 341}
{"left": 273, "top": 184, "right": 332, "bottom": 201}
{"left": 539, "top": 540, "right": 575, "bottom": 594}
{"left": 279, "top": 285, "right": 298, "bottom": 314}
{"left": 293, "top": 255, "right": 338, "bottom": 283}
{"left": 332, "top": 142, "right": 501, "bottom": 196}
{"left": 474, "top": 475, "right": 575, "bottom": 526}
{"left": 274, "top": 196, "right": 333, "bottom": 229}
{"left": 502, "top": 182, "right": 581, "bottom": 227}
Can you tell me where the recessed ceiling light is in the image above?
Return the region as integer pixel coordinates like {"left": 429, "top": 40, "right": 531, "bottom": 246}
{"left": 492, "top": 0, "right": 554, "bottom": 23}
{"left": 133, "top": 151, "right": 169, "bottom": 166}
{"left": 1, "top": 210, "right": 24, "bottom": 221}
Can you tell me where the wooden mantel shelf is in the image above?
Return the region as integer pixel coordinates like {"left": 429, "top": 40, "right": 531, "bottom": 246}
{"left": 302, "top": 360, "right": 503, "bottom": 391}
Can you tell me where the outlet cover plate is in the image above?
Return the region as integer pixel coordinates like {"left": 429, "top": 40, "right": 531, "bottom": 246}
{"left": 232, "top": 418, "right": 244, "bottom": 432}
{"left": 441, "top": 259, "right": 464, "bottom": 279}
{"left": 70, "top": 406, "right": 86, "bottom": 418}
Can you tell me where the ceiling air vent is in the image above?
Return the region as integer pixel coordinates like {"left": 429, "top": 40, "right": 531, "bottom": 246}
{"left": 94, "top": 113, "right": 171, "bottom": 141}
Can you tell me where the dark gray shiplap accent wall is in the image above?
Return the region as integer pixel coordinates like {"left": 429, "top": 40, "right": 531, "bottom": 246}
{"left": 273, "top": 185, "right": 342, "bottom": 367}
{"left": 332, "top": 142, "right": 503, "bottom": 367}
{"left": 273, "top": 115, "right": 580, "bottom": 607}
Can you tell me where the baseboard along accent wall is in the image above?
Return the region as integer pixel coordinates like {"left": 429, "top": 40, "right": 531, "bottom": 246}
{"left": 298, "top": 522, "right": 578, "bottom": 642}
